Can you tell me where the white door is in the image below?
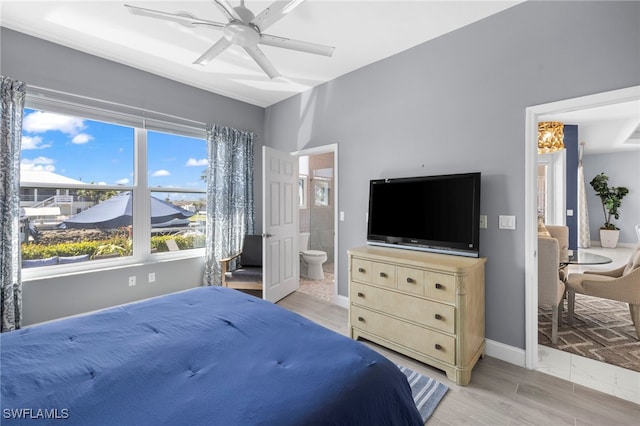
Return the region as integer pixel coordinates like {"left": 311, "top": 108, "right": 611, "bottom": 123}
{"left": 262, "top": 147, "right": 299, "bottom": 302}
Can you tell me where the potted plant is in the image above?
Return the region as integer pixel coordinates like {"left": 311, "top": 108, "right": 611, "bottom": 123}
{"left": 589, "top": 172, "right": 629, "bottom": 248}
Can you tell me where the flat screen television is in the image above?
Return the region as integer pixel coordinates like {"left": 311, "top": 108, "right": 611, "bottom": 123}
{"left": 367, "top": 172, "right": 481, "bottom": 258}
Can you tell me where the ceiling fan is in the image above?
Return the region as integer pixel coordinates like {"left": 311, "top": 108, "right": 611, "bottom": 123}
{"left": 125, "top": 0, "right": 335, "bottom": 79}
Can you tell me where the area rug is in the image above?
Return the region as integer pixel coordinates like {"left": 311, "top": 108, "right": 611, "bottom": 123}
{"left": 396, "top": 364, "right": 448, "bottom": 423}
{"left": 538, "top": 293, "right": 640, "bottom": 372}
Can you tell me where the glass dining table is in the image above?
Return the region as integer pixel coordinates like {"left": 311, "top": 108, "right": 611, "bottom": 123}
{"left": 566, "top": 250, "right": 613, "bottom": 265}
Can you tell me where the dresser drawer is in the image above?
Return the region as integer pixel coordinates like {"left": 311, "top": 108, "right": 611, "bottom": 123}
{"left": 351, "top": 305, "right": 455, "bottom": 365}
{"left": 351, "top": 258, "right": 373, "bottom": 283}
{"left": 396, "top": 266, "right": 425, "bottom": 296}
{"left": 350, "top": 282, "right": 455, "bottom": 334}
{"left": 372, "top": 262, "right": 395, "bottom": 288}
{"left": 424, "top": 271, "right": 456, "bottom": 303}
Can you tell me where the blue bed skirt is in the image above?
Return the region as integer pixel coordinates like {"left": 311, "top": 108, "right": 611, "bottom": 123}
{"left": 1, "top": 287, "right": 422, "bottom": 425}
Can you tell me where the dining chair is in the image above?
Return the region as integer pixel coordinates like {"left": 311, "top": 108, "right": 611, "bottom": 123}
{"left": 565, "top": 245, "right": 640, "bottom": 339}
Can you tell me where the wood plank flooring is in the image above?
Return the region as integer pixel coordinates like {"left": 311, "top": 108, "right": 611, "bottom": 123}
{"left": 278, "top": 291, "right": 640, "bottom": 425}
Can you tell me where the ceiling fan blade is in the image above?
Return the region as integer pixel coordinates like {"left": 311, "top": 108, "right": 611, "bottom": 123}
{"left": 243, "top": 46, "right": 281, "bottom": 79}
{"left": 212, "top": 0, "right": 242, "bottom": 22}
{"left": 194, "top": 38, "right": 233, "bottom": 66}
{"left": 124, "top": 4, "right": 225, "bottom": 29}
{"left": 252, "top": 0, "right": 306, "bottom": 31}
{"left": 260, "top": 34, "right": 334, "bottom": 57}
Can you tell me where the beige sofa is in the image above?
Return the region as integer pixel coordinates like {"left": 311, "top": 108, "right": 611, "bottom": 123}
{"left": 538, "top": 225, "right": 569, "bottom": 344}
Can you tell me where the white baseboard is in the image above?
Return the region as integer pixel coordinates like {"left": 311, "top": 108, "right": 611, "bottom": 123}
{"left": 484, "top": 339, "right": 526, "bottom": 367}
{"left": 336, "top": 294, "right": 349, "bottom": 308}
{"left": 589, "top": 240, "right": 638, "bottom": 249}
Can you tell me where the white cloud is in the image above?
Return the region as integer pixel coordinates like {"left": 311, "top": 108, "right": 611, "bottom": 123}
{"left": 21, "top": 135, "right": 50, "bottom": 150}
{"left": 115, "top": 178, "right": 130, "bottom": 185}
{"left": 21, "top": 156, "right": 56, "bottom": 172}
{"left": 23, "top": 111, "right": 86, "bottom": 135}
{"left": 152, "top": 169, "right": 170, "bottom": 177}
{"left": 186, "top": 158, "right": 208, "bottom": 167}
{"left": 72, "top": 133, "right": 93, "bottom": 144}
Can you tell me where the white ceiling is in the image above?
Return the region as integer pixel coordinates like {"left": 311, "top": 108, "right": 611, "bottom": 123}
{"left": 3, "top": 1, "right": 636, "bottom": 153}
{"left": 0, "top": 0, "right": 523, "bottom": 107}
{"left": 540, "top": 100, "right": 640, "bottom": 154}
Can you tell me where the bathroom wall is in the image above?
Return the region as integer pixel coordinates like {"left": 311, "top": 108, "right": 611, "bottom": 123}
{"left": 299, "top": 152, "right": 335, "bottom": 262}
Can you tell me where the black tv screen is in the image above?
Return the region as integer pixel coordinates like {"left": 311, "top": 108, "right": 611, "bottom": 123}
{"left": 367, "top": 172, "right": 481, "bottom": 258}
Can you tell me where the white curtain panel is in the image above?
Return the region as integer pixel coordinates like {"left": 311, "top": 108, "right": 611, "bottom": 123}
{"left": 577, "top": 149, "right": 591, "bottom": 248}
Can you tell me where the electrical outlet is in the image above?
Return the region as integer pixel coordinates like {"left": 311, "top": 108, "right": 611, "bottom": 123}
{"left": 128, "top": 276, "right": 136, "bottom": 286}
{"left": 148, "top": 272, "right": 156, "bottom": 283}
{"left": 479, "top": 215, "right": 487, "bottom": 229}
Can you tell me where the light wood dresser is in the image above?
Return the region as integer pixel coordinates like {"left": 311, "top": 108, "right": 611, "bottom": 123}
{"left": 348, "top": 245, "right": 486, "bottom": 385}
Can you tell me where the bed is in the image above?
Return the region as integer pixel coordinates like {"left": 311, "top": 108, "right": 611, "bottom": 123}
{"left": 1, "top": 287, "right": 423, "bottom": 425}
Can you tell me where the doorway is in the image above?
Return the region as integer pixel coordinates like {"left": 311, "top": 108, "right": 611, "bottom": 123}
{"left": 292, "top": 144, "right": 338, "bottom": 304}
{"left": 525, "top": 86, "right": 640, "bottom": 401}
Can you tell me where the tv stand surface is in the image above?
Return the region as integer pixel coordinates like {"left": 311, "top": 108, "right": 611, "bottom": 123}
{"left": 348, "top": 245, "right": 486, "bottom": 386}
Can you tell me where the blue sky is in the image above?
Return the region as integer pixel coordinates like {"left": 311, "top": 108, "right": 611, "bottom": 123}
{"left": 21, "top": 108, "right": 207, "bottom": 190}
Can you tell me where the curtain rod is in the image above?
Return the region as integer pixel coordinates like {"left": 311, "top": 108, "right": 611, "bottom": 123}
{"left": 26, "top": 84, "right": 207, "bottom": 128}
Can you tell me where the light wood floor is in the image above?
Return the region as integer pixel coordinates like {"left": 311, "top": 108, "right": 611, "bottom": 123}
{"left": 278, "top": 291, "right": 640, "bottom": 425}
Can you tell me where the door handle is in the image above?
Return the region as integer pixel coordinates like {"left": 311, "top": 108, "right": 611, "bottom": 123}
{"left": 261, "top": 233, "right": 273, "bottom": 238}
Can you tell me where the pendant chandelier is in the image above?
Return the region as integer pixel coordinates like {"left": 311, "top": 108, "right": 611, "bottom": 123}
{"left": 538, "top": 121, "right": 564, "bottom": 154}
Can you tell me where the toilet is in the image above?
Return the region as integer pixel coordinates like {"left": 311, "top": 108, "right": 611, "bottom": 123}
{"left": 299, "top": 232, "right": 328, "bottom": 280}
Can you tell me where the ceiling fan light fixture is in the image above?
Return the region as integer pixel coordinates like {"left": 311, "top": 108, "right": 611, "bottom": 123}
{"left": 233, "top": 4, "right": 255, "bottom": 24}
{"left": 538, "top": 121, "right": 565, "bottom": 154}
{"left": 223, "top": 22, "right": 260, "bottom": 47}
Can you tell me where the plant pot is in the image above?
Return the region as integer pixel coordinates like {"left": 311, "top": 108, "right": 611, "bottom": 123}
{"left": 599, "top": 229, "right": 620, "bottom": 248}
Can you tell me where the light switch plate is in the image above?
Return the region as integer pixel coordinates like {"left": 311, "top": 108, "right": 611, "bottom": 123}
{"left": 499, "top": 215, "right": 516, "bottom": 230}
{"left": 479, "top": 215, "right": 487, "bottom": 229}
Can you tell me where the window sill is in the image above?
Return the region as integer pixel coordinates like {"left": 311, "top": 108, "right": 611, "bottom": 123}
{"left": 22, "top": 248, "right": 205, "bottom": 282}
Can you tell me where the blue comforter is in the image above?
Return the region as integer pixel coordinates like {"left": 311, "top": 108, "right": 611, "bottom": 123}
{"left": 1, "top": 287, "right": 422, "bottom": 425}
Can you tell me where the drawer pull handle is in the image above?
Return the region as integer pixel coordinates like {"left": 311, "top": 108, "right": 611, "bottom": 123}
{"left": 357, "top": 292, "right": 365, "bottom": 298}
{"left": 357, "top": 316, "right": 365, "bottom": 322}
{"left": 435, "top": 283, "right": 443, "bottom": 289}
{"left": 435, "top": 343, "right": 442, "bottom": 350}
{"left": 358, "top": 268, "right": 365, "bottom": 273}
{"left": 435, "top": 314, "right": 442, "bottom": 320}
{"left": 379, "top": 272, "right": 387, "bottom": 278}
{"left": 406, "top": 277, "right": 414, "bottom": 284}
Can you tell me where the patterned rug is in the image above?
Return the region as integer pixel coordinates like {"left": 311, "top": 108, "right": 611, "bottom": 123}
{"left": 396, "top": 364, "right": 448, "bottom": 423}
{"left": 538, "top": 294, "right": 640, "bottom": 372}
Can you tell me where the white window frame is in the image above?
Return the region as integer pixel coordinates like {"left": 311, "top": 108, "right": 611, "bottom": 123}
{"left": 21, "top": 88, "right": 207, "bottom": 280}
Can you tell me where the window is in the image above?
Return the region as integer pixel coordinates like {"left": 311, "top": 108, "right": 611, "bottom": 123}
{"left": 20, "top": 101, "right": 207, "bottom": 272}
{"left": 148, "top": 131, "right": 207, "bottom": 253}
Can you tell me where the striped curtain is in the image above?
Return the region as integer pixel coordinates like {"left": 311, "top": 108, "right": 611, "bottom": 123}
{"left": 203, "top": 124, "right": 255, "bottom": 286}
{"left": 577, "top": 142, "right": 591, "bottom": 248}
{"left": 0, "top": 76, "right": 26, "bottom": 332}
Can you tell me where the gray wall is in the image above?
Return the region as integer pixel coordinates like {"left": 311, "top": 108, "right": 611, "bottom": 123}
{"left": 263, "top": 1, "right": 640, "bottom": 348}
{"left": 1, "top": 28, "right": 265, "bottom": 325}
{"left": 22, "top": 258, "right": 205, "bottom": 325}
{"left": 584, "top": 151, "right": 640, "bottom": 245}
